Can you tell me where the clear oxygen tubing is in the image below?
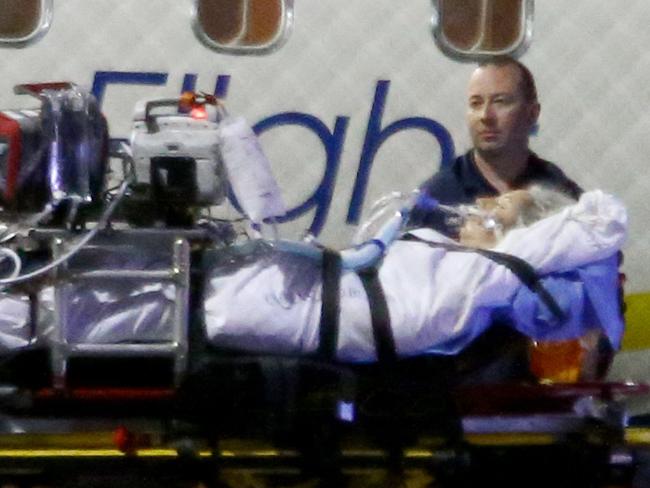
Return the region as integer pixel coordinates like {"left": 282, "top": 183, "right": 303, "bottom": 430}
{"left": 271, "top": 190, "right": 429, "bottom": 270}
{"left": 412, "top": 192, "right": 498, "bottom": 230}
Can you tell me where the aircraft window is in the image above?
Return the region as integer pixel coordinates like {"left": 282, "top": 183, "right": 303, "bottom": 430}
{"left": 193, "top": 0, "right": 293, "bottom": 55}
{"left": 432, "top": 0, "right": 533, "bottom": 60}
{"left": 0, "top": 0, "right": 52, "bottom": 47}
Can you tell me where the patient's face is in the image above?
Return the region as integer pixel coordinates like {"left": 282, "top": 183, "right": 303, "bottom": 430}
{"left": 458, "top": 214, "right": 497, "bottom": 248}
{"left": 500, "top": 190, "right": 534, "bottom": 227}
{"left": 459, "top": 189, "right": 533, "bottom": 248}
{"left": 479, "top": 189, "right": 533, "bottom": 229}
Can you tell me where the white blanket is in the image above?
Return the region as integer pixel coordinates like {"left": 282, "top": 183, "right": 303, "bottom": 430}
{"left": 203, "top": 190, "right": 627, "bottom": 362}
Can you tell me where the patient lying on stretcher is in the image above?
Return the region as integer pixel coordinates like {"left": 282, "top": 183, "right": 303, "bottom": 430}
{"left": 203, "top": 186, "right": 627, "bottom": 363}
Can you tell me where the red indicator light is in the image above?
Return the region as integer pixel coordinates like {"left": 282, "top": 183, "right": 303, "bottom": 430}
{"left": 190, "top": 107, "right": 208, "bottom": 120}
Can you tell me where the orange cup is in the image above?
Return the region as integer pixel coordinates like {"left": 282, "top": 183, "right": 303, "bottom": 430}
{"left": 529, "top": 338, "right": 586, "bottom": 383}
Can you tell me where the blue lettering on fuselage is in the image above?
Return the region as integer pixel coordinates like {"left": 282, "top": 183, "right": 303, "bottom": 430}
{"left": 253, "top": 112, "right": 349, "bottom": 235}
{"left": 92, "top": 71, "right": 455, "bottom": 235}
{"left": 348, "top": 80, "right": 455, "bottom": 224}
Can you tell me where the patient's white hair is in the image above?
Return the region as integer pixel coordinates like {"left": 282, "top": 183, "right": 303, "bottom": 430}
{"left": 516, "top": 184, "right": 576, "bottom": 227}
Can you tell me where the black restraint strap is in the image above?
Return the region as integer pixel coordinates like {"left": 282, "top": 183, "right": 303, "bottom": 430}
{"left": 318, "top": 249, "right": 342, "bottom": 360}
{"left": 359, "top": 267, "right": 398, "bottom": 363}
{"left": 401, "top": 233, "right": 566, "bottom": 322}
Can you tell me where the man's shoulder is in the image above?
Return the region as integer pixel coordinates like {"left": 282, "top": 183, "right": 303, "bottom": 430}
{"left": 531, "top": 154, "right": 567, "bottom": 175}
{"left": 420, "top": 153, "right": 475, "bottom": 203}
{"left": 409, "top": 155, "right": 469, "bottom": 231}
{"left": 422, "top": 165, "right": 461, "bottom": 193}
{"left": 526, "top": 153, "right": 583, "bottom": 198}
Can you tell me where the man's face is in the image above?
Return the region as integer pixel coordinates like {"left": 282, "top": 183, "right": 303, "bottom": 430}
{"left": 466, "top": 63, "right": 539, "bottom": 157}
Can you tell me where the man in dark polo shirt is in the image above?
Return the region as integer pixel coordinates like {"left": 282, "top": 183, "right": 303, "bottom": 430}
{"left": 410, "top": 56, "right": 581, "bottom": 234}
{"left": 409, "top": 56, "right": 583, "bottom": 383}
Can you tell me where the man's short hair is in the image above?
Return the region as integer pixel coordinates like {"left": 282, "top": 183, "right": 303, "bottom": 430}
{"left": 479, "top": 56, "right": 538, "bottom": 103}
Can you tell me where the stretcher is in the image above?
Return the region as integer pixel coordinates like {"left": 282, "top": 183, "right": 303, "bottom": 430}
{"left": 0, "top": 84, "right": 643, "bottom": 487}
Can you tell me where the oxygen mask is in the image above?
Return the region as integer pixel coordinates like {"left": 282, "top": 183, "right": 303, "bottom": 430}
{"left": 438, "top": 204, "right": 500, "bottom": 236}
